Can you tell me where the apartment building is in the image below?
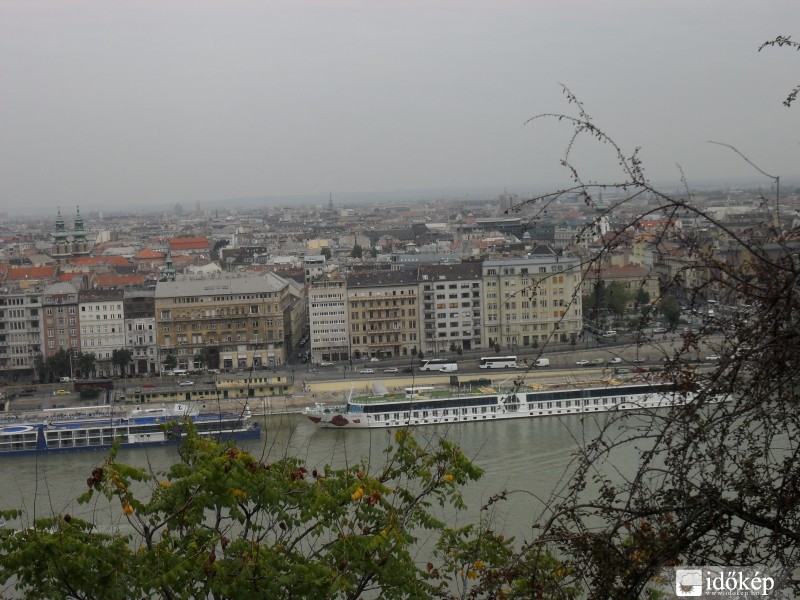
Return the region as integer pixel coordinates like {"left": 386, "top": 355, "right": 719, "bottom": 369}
{"left": 482, "top": 251, "right": 583, "bottom": 350}
{"left": 346, "top": 270, "right": 419, "bottom": 360}
{"left": 0, "top": 284, "right": 44, "bottom": 381}
{"left": 308, "top": 277, "right": 348, "bottom": 364}
{"left": 79, "top": 289, "right": 126, "bottom": 378}
{"left": 41, "top": 282, "right": 80, "bottom": 359}
{"left": 419, "top": 262, "right": 483, "bottom": 356}
{"left": 154, "top": 273, "right": 293, "bottom": 372}
{"left": 123, "top": 290, "right": 158, "bottom": 375}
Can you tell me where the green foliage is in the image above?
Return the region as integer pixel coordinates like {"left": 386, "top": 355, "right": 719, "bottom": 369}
{"left": 0, "top": 426, "right": 572, "bottom": 599}
{"left": 79, "top": 387, "right": 100, "bottom": 400}
{"left": 585, "top": 281, "right": 630, "bottom": 316}
{"left": 321, "top": 247, "right": 332, "bottom": 260}
{"left": 111, "top": 349, "right": 133, "bottom": 378}
{"left": 163, "top": 354, "right": 178, "bottom": 371}
{"left": 659, "top": 296, "right": 681, "bottom": 329}
{"left": 75, "top": 352, "right": 96, "bottom": 379}
{"left": 350, "top": 243, "right": 363, "bottom": 259}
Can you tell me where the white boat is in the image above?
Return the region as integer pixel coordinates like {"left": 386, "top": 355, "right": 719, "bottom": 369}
{"left": 0, "top": 402, "right": 260, "bottom": 455}
{"left": 304, "top": 380, "right": 714, "bottom": 429}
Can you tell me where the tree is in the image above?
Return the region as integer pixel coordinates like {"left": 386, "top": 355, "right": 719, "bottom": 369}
{"left": 163, "top": 353, "right": 178, "bottom": 372}
{"left": 634, "top": 288, "right": 650, "bottom": 307}
{"left": 659, "top": 295, "right": 681, "bottom": 330}
{"left": 604, "top": 281, "right": 630, "bottom": 316}
{"left": 111, "top": 349, "right": 133, "bottom": 378}
{"left": 508, "top": 85, "right": 800, "bottom": 596}
{"left": 759, "top": 35, "right": 800, "bottom": 106}
{"left": 350, "top": 243, "right": 363, "bottom": 259}
{"left": 321, "top": 247, "right": 332, "bottom": 260}
{"left": 75, "top": 352, "right": 96, "bottom": 380}
{"left": 194, "top": 348, "right": 212, "bottom": 370}
{"left": 0, "top": 426, "right": 565, "bottom": 599}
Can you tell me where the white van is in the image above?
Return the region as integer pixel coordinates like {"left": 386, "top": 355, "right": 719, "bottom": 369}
{"left": 534, "top": 358, "right": 550, "bottom": 367}
{"left": 172, "top": 369, "right": 189, "bottom": 376}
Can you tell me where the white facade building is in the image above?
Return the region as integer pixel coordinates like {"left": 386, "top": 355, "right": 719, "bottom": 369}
{"left": 308, "top": 278, "right": 349, "bottom": 364}
{"left": 79, "top": 290, "right": 126, "bottom": 378}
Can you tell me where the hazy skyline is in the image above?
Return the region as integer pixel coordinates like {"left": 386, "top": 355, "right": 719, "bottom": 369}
{"left": 2, "top": 0, "right": 799, "bottom": 216}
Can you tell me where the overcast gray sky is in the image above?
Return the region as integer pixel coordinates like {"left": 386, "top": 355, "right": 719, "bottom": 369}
{"left": 2, "top": 0, "right": 799, "bottom": 216}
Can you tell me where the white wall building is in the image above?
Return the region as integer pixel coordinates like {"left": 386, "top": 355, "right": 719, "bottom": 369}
{"left": 308, "top": 278, "right": 349, "bottom": 364}
{"left": 79, "top": 289, "right": 126, "bottom": 377}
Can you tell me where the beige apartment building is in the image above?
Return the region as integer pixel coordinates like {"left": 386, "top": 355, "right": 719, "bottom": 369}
{"left": 482, "top": 251, "right": 583, "bottom": 351}
{"left": 154, "top": 273, "right": 294, "bottom": 372}
{"left": 346, "top": 270, "right": 420, "bottom": 360}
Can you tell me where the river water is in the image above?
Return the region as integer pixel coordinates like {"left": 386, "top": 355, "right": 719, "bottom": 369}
{"left": 0, "top": 411, "right": 620, "bottom": 538}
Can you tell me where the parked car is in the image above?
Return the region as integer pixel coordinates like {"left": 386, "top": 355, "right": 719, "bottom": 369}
{"left": 575, "top": 359, "right": 590, "bottom": 366}
{"left": 370, "top": 357, "right": 381, "bottom": 362}
{"left": 602, "top": 330, "right": 617, "bottom": 337}
{"left": 614, "top": 368, "right": 631, "bottom": 375}
{"left": 592, "top": 358, "right": 604, "bottom": 364}
{"left": 319, "top": 361, "right": 334, "bottom": 367}
{"left": 383, "top": 367, "right": 399, "bottom": 374}
{"left": 401, "top": 367, "right": 414, "bottom": 374}
{"left": 653, "top": 327, "right": 668, "bottom": 334}
{"left": 142, "top": 383, "right": 157, "bottom": 388}
{"left": 178, "top": 381, "right": 195, "bottom": 387}
{"left": 359, "top": 368, "right": 375, "bottom": 374}
{"left": 54, "top": 389, "right": 70, "bottom": 395}
{"left": 607, "top": 357, "right": 622, "bottom": 364}
{"left": 631, "top": 358, "right": 646, "bottom": 364}
{"left": 705, "top": 355, "right": 721, "bottom": 362}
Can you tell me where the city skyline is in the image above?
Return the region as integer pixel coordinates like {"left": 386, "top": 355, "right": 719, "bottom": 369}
{"left": 2, "top": 0, "right": 799, "bottom": 216}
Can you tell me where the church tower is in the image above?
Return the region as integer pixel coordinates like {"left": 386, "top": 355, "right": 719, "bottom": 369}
{"left": 52, "top": 209, "right": 72, "bottom": 261}
{"left": 71, "top": 206, "right": 90, "bottom": 256}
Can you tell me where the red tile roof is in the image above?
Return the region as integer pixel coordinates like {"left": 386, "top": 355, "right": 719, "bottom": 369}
{"left": 5, "top": 265, "right": 58, "bottom": 281}
{"left": 69, "top": 256, "right": 132, "bottom": 268}
{"left": 168, "top": 237, "right": 209, "bottom": 251}
{"left": 134, "top": 248, "right": 165, "bottom": 260}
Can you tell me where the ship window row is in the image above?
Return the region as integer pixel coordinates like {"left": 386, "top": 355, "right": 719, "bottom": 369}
{"left": 352, "top": 395, "right": 499, "bottom": 414}
{"left": 524, "top": 384, "right": 675, "bottom": 404}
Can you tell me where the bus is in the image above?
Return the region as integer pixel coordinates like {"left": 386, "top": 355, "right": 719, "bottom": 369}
{"left": 479, "top": 356, "right": 518, "bottom": 369}
{"left": 418, "top": 359, "right": 458, "bottom": 373}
